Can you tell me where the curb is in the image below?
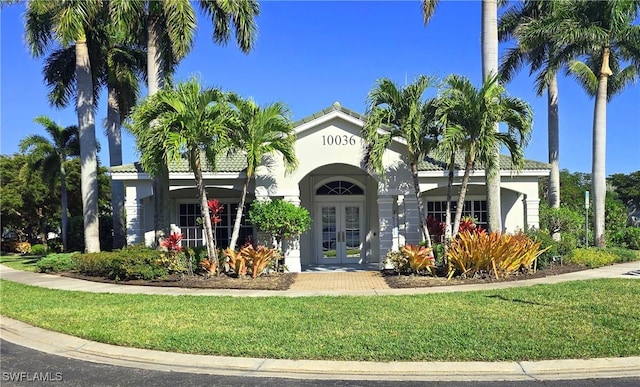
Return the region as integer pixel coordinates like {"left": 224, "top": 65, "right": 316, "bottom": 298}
{"left": 2, "top": 317, "right": 639, "bottom": 381}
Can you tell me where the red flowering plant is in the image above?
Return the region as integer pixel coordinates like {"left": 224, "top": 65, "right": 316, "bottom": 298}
{"left": 457, "top": 216, "right": 485, "bottom": 235}
{"left": 156, "top": 232, "right": 186, "bottom": 274}
{"left": 426, "top": 215, "right": 446, "bottom": 243}
{"left": 160, "top": 232, "right": 183, "bottom": 253}
{"left": 207, "top": 199, "right": 224, "bottom": 226}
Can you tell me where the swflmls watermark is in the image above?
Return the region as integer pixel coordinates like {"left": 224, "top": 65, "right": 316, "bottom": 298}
{"left": 2, "top": 372, "right": 63, "bottom": 382}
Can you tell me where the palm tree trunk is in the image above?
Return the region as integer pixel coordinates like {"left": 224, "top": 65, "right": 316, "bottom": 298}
{"left": 592, "top": 48, "right": 612, "bottom": 248}
{"left": 453, "top": 156, "right": 475, "bottom": 237}
{"left": 443, "top": 155, "right": 455, "bottom": 265}
{"left": 148, "top": 13, "right": 170, "bottom": 244}
{"left": 229, "top": 176, "right": 250, "bottom": 251}
{"left": 410, "top": 160, "right": 432, "bottom": 248}
{"left": 76, "top": 39, "right": 100, "bottom": 253}
{"left": 482, "top": 0, "right": 502, "bottom": 233}
{"left": 107, "top": 87, "right": 126, "bottom": 249}
{"left": 192, "top": 151, "right": 217, "bottom": 261}
{"left": 547, "top": 74, "right": 561, "bottom": 241}
{"left": 60, "top": 163, "right": 68, "bottom": 252}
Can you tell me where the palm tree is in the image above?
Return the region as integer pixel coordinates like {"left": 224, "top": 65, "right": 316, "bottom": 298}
{"left": 19, "top": 117, "right": 80, "bottom": 251}
{"left": 482, "top": 0, "right": 503, "bottom": 233}
{"left": 226, "top": 94, "right": 298, "bottom": 251}
{"left": 438, "top": 74, "right": 533, "bottom": 237}
{"left": 521, "top": 0, "right": 640, "bottom": 247}
{"left": 499, "top": 0, "right": 565, "bottom": 240}
{"left": 127, "top": 78, "right": 232, "bottom": 262}
{"left": 362, "top": 75, "right": 439, "bottom": 247}
{"left": 111, "top": 0, "right": 259, "bottom": 246}
{"left": 42, "top": 8, "right": 146, "bottom": 249}
{"left": 25, "top": 0, "right": 103, "bottom": 252}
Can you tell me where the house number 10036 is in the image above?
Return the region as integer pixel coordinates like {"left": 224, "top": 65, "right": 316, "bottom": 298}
{"left": 322, "top": 135, "right": 357, "bottom": 146}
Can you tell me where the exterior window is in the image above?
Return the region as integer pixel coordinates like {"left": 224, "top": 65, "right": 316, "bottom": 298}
{"left": 316, "top": 180, "right": 364, "bottom": 195}
{"left": 178, "top": 203, "right": 253, "bottom": 248}
{"left": 426, "top": 200, "right": 487, "bottom": 227}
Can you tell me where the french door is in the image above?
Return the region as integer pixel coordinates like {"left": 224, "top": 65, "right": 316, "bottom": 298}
{"left": 316, "top": 200, "right": 364, "bottom": 264}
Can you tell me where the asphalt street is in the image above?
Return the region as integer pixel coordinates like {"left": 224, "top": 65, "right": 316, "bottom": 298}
{"left": 2, "top": 340, "right": 639, "bottom": 387}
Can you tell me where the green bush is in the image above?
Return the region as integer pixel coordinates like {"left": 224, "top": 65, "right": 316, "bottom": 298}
{"left": 30, "top": 244, "right": 48, "bottom": 256}
{"left": 609, "top": 227, "right": 640, "bottom": 250}
{"left": 36, "top": 253, "right": 78, "bottom": 273}
{"left": 605, "top": 247, "right": 640, "bottom": 263}
{"left": 539, "top": 204, "right": 583, "bottom": 236}
{"left": 566, "top": 248, "right": 617, "bottom": 268}
{"left": 73, "top": 245, "right": 169, "bottom": 280}
{"left": 526, "top": 228, "right": 577, "bottom": 268}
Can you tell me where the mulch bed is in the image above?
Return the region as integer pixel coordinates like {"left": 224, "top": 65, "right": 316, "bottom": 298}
{"left": 61, "top": 272, "right": 297, "bottom": 291}
{"left": 382, "top": 263, "right": 588, "bottom": 288}
{"left": 58, "top": 263, "right": 589, "bottom": 291}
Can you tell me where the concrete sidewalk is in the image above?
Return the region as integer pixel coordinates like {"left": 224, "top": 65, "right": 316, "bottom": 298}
{"left": 1, "top": 261, "right": 638, "bottom": 297}
{"left": 1, "top": 262, "right": 639, "bottom": 381}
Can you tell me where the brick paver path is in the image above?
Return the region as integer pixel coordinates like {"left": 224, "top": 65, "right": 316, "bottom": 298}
{"left": 289, "top": 271, "right": 390, "bottom": 291}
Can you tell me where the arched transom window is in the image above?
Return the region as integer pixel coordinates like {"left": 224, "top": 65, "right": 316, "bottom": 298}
{"left": 316, "top": 180, "right": 364, "bottom": 195}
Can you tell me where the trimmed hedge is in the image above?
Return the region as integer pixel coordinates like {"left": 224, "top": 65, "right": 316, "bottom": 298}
{"left": 73, "top": 245, "right": 170, "bottom": 280}
{"left": 36, "top": 253, "right": 78, "bottom": 273}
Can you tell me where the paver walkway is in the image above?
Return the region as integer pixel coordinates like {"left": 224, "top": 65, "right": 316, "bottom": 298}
{"left": 289, "top": 271, "right": 390, "bottom": 291}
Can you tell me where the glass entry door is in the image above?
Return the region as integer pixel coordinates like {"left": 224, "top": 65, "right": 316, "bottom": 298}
{"left": 317, "top": 201, "right": 364, "bottom": 264}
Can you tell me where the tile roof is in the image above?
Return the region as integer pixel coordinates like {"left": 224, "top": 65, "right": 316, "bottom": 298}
{"left": 419, "top": 153, "right": 551, "bottom": 171}
{"left": 110, "top": 151, "right": 247, "bottom": 174}
{"left": 293, "top": 101, "right": 367, "bottom": 126}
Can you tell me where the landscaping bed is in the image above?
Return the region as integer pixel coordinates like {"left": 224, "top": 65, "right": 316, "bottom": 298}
{"left": 61, "top": 271, "right": 296, "bottom": 291}
{"left": 382, "top": 263, "right": 587, "bottom": 288}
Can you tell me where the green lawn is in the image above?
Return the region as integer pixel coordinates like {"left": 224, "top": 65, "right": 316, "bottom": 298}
{"left": 1, "top": 278, "right": 639, "bottom": 362}
{"left": 0, "top": 254, "right": 40, "bottom": 272}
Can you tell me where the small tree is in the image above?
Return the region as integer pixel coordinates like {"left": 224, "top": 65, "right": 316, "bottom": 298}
{"left": 248, "top": 199, "right": 311, "bottom": 271}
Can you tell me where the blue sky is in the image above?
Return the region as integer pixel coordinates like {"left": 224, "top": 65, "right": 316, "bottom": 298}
{"left": 1, "top": 1, "right": 639, "bottom": 175}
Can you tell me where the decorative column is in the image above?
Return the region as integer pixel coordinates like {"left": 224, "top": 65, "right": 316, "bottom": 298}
{"left": 283, "top": 195, "right": 302, "bottom": 273}
{"left": 525, "top": 197, "right": 540, "bottom": 230}
{"left": 403, "top": 195, "right": 422, "bottom": 244}
{"left": 125, "top": 199, "right": 144, "bottom": 245}
{"left": 377, "top": 195, "right": 395, "bottom": 269}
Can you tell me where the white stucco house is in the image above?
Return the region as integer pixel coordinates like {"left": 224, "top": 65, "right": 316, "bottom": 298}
{"left": 112, "top": 102, "right": 550, "bottom": 272}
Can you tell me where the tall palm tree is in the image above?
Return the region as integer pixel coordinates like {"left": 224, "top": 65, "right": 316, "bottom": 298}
{"left": 25, "top": 0, "right": 103, "bottom": 252}
{"left": 438, "top": 74, "right": 533, "bottom": 237}
{"left": 226, "top": 94, "right": 298, "bottom": 251}
{"left": 522, "top": 0, "right": 640, "bottom": 247}
{"left": 42, "top": 7, "right": 146, "bottom": 250}
{"left": 127, "top": 78, "right": 232, "bottom": 262}
{"left": 19, "top": 117, "right": 80, "bottom": 251}
{"left": 111, "top": 0, "right": 259, "bottom": 245}
{"left": 362, "top": 75, "right": 439, "bottom": 247}
{"left": 499, "top": 0, "right": 565, "bottom": 240}
{"left": 482, "top": 0, "right": 503, "bottom": 233}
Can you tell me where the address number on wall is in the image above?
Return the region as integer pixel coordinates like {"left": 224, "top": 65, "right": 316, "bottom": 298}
{"left": 322, "top": 135, "right": 357, "bottom": 146}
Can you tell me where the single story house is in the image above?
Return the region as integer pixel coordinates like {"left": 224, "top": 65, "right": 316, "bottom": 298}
{"left": 111, "top": 102, "right": 550, "bottom": 272}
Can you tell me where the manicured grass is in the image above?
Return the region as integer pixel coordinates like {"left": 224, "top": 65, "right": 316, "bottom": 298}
{"left": 1, "top": 278, "right": 639, "bottom": 361}
{"left": 0, "top": 254, "right": 40, "bottom": 272}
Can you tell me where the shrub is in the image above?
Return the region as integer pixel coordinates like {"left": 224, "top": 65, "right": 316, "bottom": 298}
{"left": 566, "top": 248, "right": 617, "bottom": 268}
{"left": 30, "top": 244, "right": 48, "bottom": 256}
{"left": 383, "top": 250, "right": 408, "bottom": 274}
{"left": 36, "top": 253, "right": 77, "bottom": 273}
{"left": 2, "top": 241, "right": 33, "bottom": 254}
{"left": 539, "top": 204, "right": 583, "bottom": 235}
{"left": 448, "top": 231, "right": 549, "bottom": 279}
{"left": 426, "top": 215, "right": 445, "bottom": 243}
{"left": 73, "top": 245, "right": 169, "bottom": 280}
{"left": 609, "top": 227, "right": 640, "bottom": 250}
{"left": 526, "top": 228, "right": 578, "bottom": 268}
{"left": 605, "top": 247, "right": 640, "bottom": 263}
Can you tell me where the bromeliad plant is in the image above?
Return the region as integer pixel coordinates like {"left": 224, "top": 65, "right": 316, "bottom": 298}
{"left": 401, "top": 244, "right": 436, "bottom": 276}
{"left": 448, "top": 230, "right": 549, "bottom": 279}
{"left": 241, "top": 245, "right": 278, "bottom": 278}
